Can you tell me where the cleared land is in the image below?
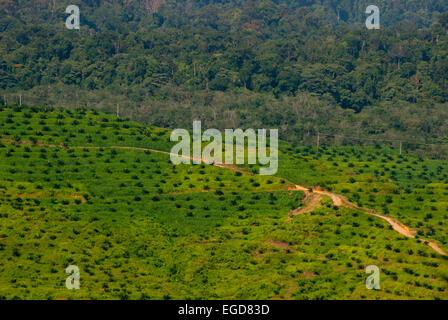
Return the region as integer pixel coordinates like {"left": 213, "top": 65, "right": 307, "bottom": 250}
{"left": 0, "top": 106, "right": 447, "bottom": 300}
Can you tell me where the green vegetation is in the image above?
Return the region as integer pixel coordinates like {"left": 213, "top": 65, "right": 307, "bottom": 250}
{"left": 277, "top": 145, "right": 448, "bottom": 252}
{"left": 1, "top": 1, "right": 448, "bottom": 155}
{"left": 0, "top": 106, "right": 447, "bottom": 300}
{"left": 1, "top": 0, "right": 447, "bottom": 301}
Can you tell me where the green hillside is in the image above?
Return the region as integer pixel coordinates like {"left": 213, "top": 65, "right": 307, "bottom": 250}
{"left": 1, "top": 1, "right": 448, "bottom": 155}
{"left": 0, "top": 105, "right": 447, "bottom": 300}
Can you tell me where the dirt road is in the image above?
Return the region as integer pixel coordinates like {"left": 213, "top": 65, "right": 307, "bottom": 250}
{"left": 4, "top": 138, "right": 446, "bottom": 256}
{"left": 288, "top": 184, "right": 447, "bottom": 256}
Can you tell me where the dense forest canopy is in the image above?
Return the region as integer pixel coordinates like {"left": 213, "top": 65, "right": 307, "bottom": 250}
{"left": 1, "top": 0, "right": 448, "bottom": 155}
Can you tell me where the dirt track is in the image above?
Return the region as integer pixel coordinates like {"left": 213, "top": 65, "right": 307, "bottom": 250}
{"left": 287, "top": 184, "right": 447, "bottom": 256}
{"left": 3, "top": 138, "right": 446, "bottom": 256}
{"left": 289, "top": 193, "right": 323, "bottom": 217}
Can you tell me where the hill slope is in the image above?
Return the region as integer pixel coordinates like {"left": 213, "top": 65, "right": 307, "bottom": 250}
{"left": 1, "top": 1, "right": 448, "bottom": 155}
{"left": 0, "top": 105, "right": 447, "bottom": 300}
